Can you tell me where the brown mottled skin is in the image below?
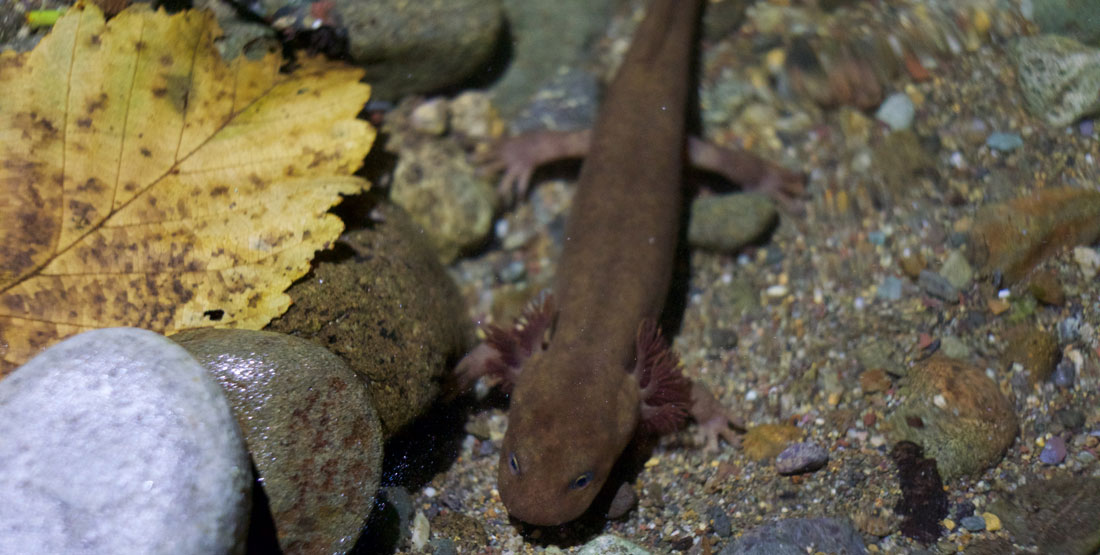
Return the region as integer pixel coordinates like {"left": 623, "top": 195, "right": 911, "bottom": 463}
{"left": 498, "top": 0, "right": 702, "bottom": 526}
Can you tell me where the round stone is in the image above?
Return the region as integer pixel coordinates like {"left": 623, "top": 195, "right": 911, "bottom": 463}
{"left": 173, "top": 328, "right": 383, "bottom": 554}
{"left": 887, "top": 356, "right": 1019, "bottom": 480}
{"left": 0, "top": 328, "right": 251, "bottom": 555}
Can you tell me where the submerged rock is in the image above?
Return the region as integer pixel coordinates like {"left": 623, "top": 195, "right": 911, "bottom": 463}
{"left": 174, "top": 328, "right": 383, "bottom": 554}
{"left": 267, "top": 202, "right": 472, "bottom": 437}
{"left": 886, "top": 356, "right": 1018, "bottom": 480}
{"left": 0, "top": 328, "right": 251, "bottom": 555}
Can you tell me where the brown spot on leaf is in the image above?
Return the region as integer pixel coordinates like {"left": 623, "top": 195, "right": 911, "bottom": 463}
{"left": 140, "top": 147, "right": 152, "bottom": 157}
{"left": 76, "top": 177, "right": 106, "bottom": 194}
{"left": 77, "top": 118, "right": 92, "bottom": 128}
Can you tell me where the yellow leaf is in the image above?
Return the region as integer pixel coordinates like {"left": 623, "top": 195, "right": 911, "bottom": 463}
{"left": 0, "top": 2, "right": 374, "bottom": 373}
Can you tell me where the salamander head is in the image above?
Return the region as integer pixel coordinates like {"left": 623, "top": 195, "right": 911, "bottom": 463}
{"left": 496, "top": 351, "right": 638, "bottom": 526}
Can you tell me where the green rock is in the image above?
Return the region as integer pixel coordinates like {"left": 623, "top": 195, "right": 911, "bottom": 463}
{"left": 687, "top": 193, "right": 777, "bottom": 253}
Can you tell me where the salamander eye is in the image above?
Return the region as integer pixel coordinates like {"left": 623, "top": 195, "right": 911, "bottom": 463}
{"left": 570, "top": 471, "right": 594, "bottom": 490}
{"left": 508, "top": 453, "right": 521, "bottom": 475}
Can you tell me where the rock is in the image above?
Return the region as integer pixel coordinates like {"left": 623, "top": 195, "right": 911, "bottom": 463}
{"left": 985, "top": 131, "right": 1024, "bottom": 152}
{"left": 1002, "top": 324, "right": 1060, "bottom": 385}
{"left": 886, "top": 356, "right": 1019, "bottom": 480}
{"left": 508, "top": 68, "right": 600, "bottom": 135}
{"left": 875, "top": 92, "right": 915, "bottom": 131}
{"left": 710, "top": 507, "right": 733, "bottom": 538}
{"left": 939, "top": 336, "right": 971, "bottom": 359}
{"left": 386, "top": 112, "right": 496, "bottom": 263}
{"left": 258, "top": 0, "right": 502, "bottom": 100}
{"left": 490, "top": 0, "right": 616, "bottom": 119}
{"left": 410, "top": 511, "right": 430, "bottom": 551}
{"left": 1039, "top": 436, "right": 1068, "bottom": 464}
{"left": 719, "top": 517, "right": 867, "bottom": 555}
{"left": 577, "top": 534, "right": 652, "bottom": 555}
{"left": 775, "top": 442, "right": 829, "bottom": 475}
{"left": 939, "top": 250, "right": 974, "bottom": 290}
{"left": 268, "top": 202, "right": 471, "bottom": 437}
{"left": 0, "top": 328, "right": 250, "bottom": 555}
{"left": 918, "top": 269, "right": 959, "bottom": 302}
{"left": 173, "top": 329, "right": 382, "bottom": 554}
{"left": 687, "top": 193, "right": 778, "bottom": 253}
{"left": 968, "top": 187, "right": 1100, "bottom": 285}
{"left": 989, "top": 475, "right": 1100, "bottom": 554}
{"left": 1030, "top": 0, "right": 1100, "bottom": 47}
{"left": 960, "top": 515, "right": 986, "bottom": 531}
{"left": 194, "top": 0, "right": 280, "bottom": 62}
{"left": 1053, "top": 359, "right": 1077, "bottom": 388}
{"left": 1011, "top": 35, "right": 1100, "bottom": 127}
{"left": 1073, "top": 245, "right": 1100, "bottom": 278}
{"left": 876, "top": 276, "right": 903, "bottom": 301}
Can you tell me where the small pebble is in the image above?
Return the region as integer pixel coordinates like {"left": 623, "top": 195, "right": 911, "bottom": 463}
{"left": 775, "top": 442, "right": 830, "bottom": 475}
{"left": 940, "top": 250, "right": 974, "bottom": 289}
{"left": 983, "top": 512, "right": 1002, "bottom": 532}
{"left": 918, "top": 270, "right": 959, "bottom": 302}
{"left": 1073, "top": 246, "right": 1100, "bottom": 278}
{"left": 409, "top": 97, "right": 450, "bottom": 136}
{"left": 985, "top": 131, "right": 1024, "bottom": 152}
{"left": 960, "top": 515, "right": 986, "bottom": 531}
{"left": 876, "top": 276, "right": 903, "bottom": 301}
{"left": 410, "top": 511, "right": 430, "bottom": 551}
{"left": 497, "top": 259, "right": 527, "bottom": 283}
{"left": 1057, "top": 316, "right": 1082, "bottom": 343}
{"left": 711, "top": 509, "right": 733, "bottom": 538}
{"left": 1053, "top": 359, "right": 1077, "bottom": 389}
{"left": 1040, "top": 436, "right": 1068, "bottom": 464}
{"left": 876, "top": 92, "right": 915, "bottom": 131}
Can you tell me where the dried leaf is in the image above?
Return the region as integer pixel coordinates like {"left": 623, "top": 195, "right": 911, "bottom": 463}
{"left": 0, "top": 2, "right": 374, "bottom": 373}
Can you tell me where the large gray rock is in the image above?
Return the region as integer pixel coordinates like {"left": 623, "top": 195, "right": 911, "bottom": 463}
{"left": 0, "top": 328, "right": 251, "bottom": 555}
{"left": 257, "top": 0, "right": 502, "bottom": 101}
{"left": 173, "top": 328, "right": 383, "bottom": 554}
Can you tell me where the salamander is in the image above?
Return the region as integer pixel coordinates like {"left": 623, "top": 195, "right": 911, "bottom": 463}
{"left": 456, "top": 0, "right": 804, "bottom": 526}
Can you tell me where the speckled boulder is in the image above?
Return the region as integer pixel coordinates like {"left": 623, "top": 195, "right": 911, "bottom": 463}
{"left": 173, "top": 328, "right": 382, "bottom": 554}
{"left": 1010, "top": 35, "right": 1100, "bottom": 127}
{"left": 886, "top": 356, "right": 1018, "bottom": 480}
{"left": 0, "top": 328, "right": 251, "bottom": 555}
{"left": 266, "top": 202, "right": 472, "bottom": 437}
